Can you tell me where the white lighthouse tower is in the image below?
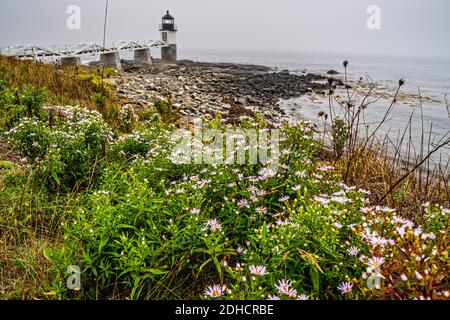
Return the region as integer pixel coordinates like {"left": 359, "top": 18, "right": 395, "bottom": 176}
{"left": 159, "top": 10, "right": 178, "bottom": 62}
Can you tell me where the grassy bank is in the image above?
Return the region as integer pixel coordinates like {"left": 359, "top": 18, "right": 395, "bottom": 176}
{"left": 0, "top": 57, "right": 448, "bottom": 300}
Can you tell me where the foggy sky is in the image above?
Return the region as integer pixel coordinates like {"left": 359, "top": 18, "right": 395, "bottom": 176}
{"left": 1, "top": 0, "right": 449, "bottom": 58}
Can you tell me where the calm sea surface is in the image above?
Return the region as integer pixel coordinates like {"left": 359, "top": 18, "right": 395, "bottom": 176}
{"left": 177, "top": 48, "right": 450, "bottom": 165}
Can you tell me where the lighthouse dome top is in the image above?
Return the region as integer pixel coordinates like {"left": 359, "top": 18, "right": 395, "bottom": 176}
{"left": 160, "top": 10, "right": 177, "bottom": 31}
{"left": 163, "top": 10, "right": 174, "bottom": 20}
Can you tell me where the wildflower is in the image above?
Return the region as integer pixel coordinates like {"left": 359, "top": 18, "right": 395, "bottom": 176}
{"left": 236, "top": 247, "right": 248, "bottom": 254}
{"left": 313, "top": 196, "right": 329, "bottom": 205}
{"left": 333, "top": 222, "right": 343, "bottom": 229}
{"left": 415, "top": 271, "right": 423, "bottom": 280}
{"left": 367, "top": 257, "right": 385, "bottom": 270}
{"left": 292, "top": 185, "right": 302, "bottom": 191}
{"left": 279, "top": 196, "right": 289, "bottom": 202}
{"left": 205, "top": 219, "right": 222, "bottom": 232}
{"left": 414, "top": 227, "right": 423, "bottom": 237}
{"left": 370, "top": 236, "right": 387, "bottom": 248}
{"left": 267, "top": 295, "right": 280, "bottom": 300}
{"left": 347, "top": 246, "right": 360, "bottom": 256}
{"left": 400, "top": 274, "right": 408, "bottom": 281}
{"left": 421, "top": 233, "right": 436, "bottom": 240}
{"left": 190, "top": 208, "right": 200, "bottom": 215}
{"left": 204, "top": 285, "right": 226, "bottom": 298}
{"left": 297, "top": 294, "right": 309, "bottom": 300}
{"left": 259, "top": 168, "right": 277, "bottom": 179}
{"left": 255, "top": 207, "right": 268, "bottom": 215}
{"left": 337, "top": 282, "right": 353, "bottom": 294}
{"left": 275, "top": 279, "right": 297, "bottom": 297}
{"left": 396, "top": 226, "right": 406, "bottom": 238}
{"left": 249, "top": 265, "right": 268, "bottom": 276}
{"left": 237, "top": 199, "right": 250, "bottom": 209}
{"left": 295, "top": 170, "right": 307, "bottom": 178}
{"left": 257, "top": 190, "right": 267, "bottom": 197}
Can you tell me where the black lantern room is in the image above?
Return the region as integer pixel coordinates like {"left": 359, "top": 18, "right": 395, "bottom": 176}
{"left": 160, "top": 10, "right": 176, "bottom": 31}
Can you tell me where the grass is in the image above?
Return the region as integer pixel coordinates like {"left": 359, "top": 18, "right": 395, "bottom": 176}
{"left": 0, "top": 57, "right": 448, "bottom": 300}
{"left": 320, "top": 62, "right": 449, "bottom": 218}
{"left": 0, "top": 55, "right": 123, "bottom": 130}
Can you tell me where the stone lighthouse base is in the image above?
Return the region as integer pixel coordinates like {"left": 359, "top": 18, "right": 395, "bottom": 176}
{"left": 161, "top": 45, "right": 177, "bottom": 62}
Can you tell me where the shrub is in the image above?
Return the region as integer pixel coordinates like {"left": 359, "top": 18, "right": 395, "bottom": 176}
{"left": 154, "top": 99, "right": 170, "bottom": 115}
{"left": 118, "top": 105, "right": 138, "bottom": 133}
{"left": 21, "top": 85, "right": 47, "bottom": 118}
{"left": 4, "top": 117, "right": 51, "bottom": 161}
{"left": 41, "top": 108, "right": 113, "bottom": 191}
{"left": 5, "top": 107, "right": 113, "bottom": 191}
{"left": 0, "top": 83, "right": 46, "bottom": 130}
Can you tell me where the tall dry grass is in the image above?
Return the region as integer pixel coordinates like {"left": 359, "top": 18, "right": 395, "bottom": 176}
{"left": 0, "top": 56, "right": 117, "bottom": 110}
{"left": 321, "top": 60, "right": 449, "bottom": 218}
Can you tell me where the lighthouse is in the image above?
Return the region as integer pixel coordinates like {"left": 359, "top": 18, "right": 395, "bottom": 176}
{"left": 159, "top": 10, "right": 178, "bottom": 62}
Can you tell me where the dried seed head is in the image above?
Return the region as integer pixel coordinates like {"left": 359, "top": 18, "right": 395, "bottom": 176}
{"left": 343, "top": 60, "right": 349, "bottom": 68}
{"left": 318, "top": 111, "right": 326, "bottom": 117}
{"left": 329, "top": 89, "right": 334, "bottom": 95}
{"left": 399, "top": 79, "right": 405, "bottom": 87}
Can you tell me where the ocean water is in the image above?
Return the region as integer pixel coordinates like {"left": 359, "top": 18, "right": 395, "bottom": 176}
{"left": 81, "top": 48, "right": 449, "bottom": 165}
{"left": 177, "top": 48, "right": 450, "bottom": 166}
{"left": 179, "top": 48, "right": 450, "bottom": 99}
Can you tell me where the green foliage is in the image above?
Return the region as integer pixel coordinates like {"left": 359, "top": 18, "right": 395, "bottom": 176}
{"left": 1, "top": 96, "right": 448, "bottom": 300}
{"left": 5, "top": 118, "right": 52, "bottom": 161}
{"left": 154, "top": 98, "right": 170, "bottom": 115}
{"left": 118, "top": 105, "right": 138, "bottom": 133}
{"left": 5, "top": 107, "right": 113, "bottom": 191}
{"left": 21, "top": 85, "right": 47, "bottom": 118}
{"left": 0, "top": 83, "right": 47, "bottom": 130}
{"left": 92, "top": 92, "right": 106, "bottom": 110}
{"left": 331, "top": 117, "right": 348, "bottom": 159}
{"left": 46, "top": 120, "right": 447, "bottom": 300}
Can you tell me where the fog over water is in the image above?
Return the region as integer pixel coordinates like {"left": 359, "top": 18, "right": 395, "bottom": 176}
{"left": 1, "top": 0, "right": 450, "bottom": 59}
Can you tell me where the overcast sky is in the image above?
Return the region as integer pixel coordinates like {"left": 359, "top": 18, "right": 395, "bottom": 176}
{"left": 1, "top": 0, "right": 449, "bottom": 58}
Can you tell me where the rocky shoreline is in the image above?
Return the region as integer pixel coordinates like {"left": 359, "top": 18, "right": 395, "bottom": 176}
{"left": 107, "top": 59, "right": 339, "bottom": 124}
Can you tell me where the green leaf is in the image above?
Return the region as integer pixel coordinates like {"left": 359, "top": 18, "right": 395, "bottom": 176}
{"left": 51, "top": 167, "right": 61, "bottom": 186}
{"left": 310, "top": 266, "right": 321, "bottom": 297}
{"left": 146, "top": 268, "right": 169, "bottom": 275}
